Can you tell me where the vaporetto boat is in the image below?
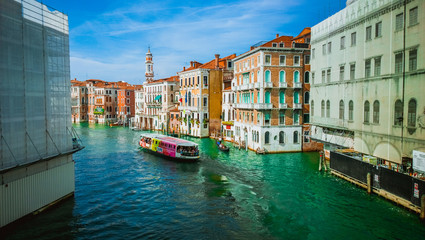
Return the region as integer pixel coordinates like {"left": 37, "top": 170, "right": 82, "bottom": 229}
{"left": 139, "top": 133, "right": 200, "bottom": 161}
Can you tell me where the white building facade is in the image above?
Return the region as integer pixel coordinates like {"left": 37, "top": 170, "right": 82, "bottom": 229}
{"left": 310, "top": 0, "right": 425, "bottom": 164}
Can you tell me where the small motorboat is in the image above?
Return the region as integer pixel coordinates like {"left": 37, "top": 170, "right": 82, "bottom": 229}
{"left": 216, "top": 141, "right": 230, "bottom": 152}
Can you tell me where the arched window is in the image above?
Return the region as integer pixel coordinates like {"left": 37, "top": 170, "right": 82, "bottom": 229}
{"left": 293, "top": 131, "right": 299, "bottom": 143}
{"left": 304, "top": 71, "right": 310, "bottom": 83}
{"left": 294, "top": 91, "right": 299, "bottom": 104}
{"left": 311, "top": 100, "right": 314, "bottom": 116}
{"left": 373, "top": 100, "right": 380, "bottom": 123}
{"left": 171, "top": 94, "right": 173, "bottom": 102}
{"left": 321, "top": 100, "right": 325, "bottom": 117}
{"left": 265, "top": 91, "right": 271, "bottom": 103}
{"left": 256, "top": 131, "right": 259, "bottom": 143}
{"left": 257, "top": 113, "right": 260, "bottom": 124}
{"left": 279, "top": 131, "right": 285, "bottom": 144}
{"left": 394, "top": 100, "right": 403, "bottom": 126}
{"left": 304, "top": 91, "right": 310, "bottom": 103}
{"left": 188, "top": 92, "right": 192, "bottom": 106}
{"left": 279, "top": 71, "right": 286, "bottom": 82}
{"left": 265, "top": 131, "right": 270, "bottom": 144}
{"left": 364, "top": 101, "right": 370, "bottom": 123}
{"left": 294, "top": 71, "right": 300, "bottom": 82}
{"left": 326, "top": 100, "right": 330, "bottom": 118}
{"left": 279, "top": 91, "right": 285, "bottom": 104}
{"left": 265, "top": 70, "right": 271, "bottom": 82}
{"left": 257, "top": 70, "right": 260, "bottom": 82}
{"left": 408, "top": 99, "right": 417, "bottom": 127}
{"left": 349, "top": 100, "right": 354, "bottom": 121}
{"left": 339, "top": 100, "right": 344, "bottom": 120}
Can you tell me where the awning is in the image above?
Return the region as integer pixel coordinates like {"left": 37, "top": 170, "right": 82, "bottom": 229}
{"left": 154, "top": 95, "right": 162, "bottom": 101}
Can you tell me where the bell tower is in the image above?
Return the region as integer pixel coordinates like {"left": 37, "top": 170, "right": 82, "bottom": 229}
{"left": 145, "top": 47, "right": 154, "bottom": 82}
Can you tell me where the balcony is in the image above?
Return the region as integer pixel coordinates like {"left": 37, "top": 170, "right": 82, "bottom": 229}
{"left": 264, "top": 82, "right": 273, "bottom": 88}
{"left": 293, "top": 82, "right": 302, "bottom": 88}
{"left": 279, "top": 103, "right": 288, "bottom": 109}
{"left": 235, "top": 103, "right": 253, "bottom": 109}
{"left": 240, "top": 84, "right": 250, "bottom": 91}
{"left": 293, "top": 103, "right": 302, "bottom": 109}
{"left": 254, "top": 82, "right": 261, "bottom": 89}
{"left": 253, "top": 103, "right": 273, "bottom": 109}
{"left": 279, "top": 82, "right": 287, "bottom": 88}
{"left": 231, "top": 85, "right": 237, "bottom": 91}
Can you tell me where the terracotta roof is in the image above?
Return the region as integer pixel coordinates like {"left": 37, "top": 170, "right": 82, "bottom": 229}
{"left": 145, "top": 76, "right": 179, "bottom": 85}
{"left": 292, "top": 27, "right": 311, "bottom": 41}
{"left": 260, "top": 35, "right": 293, "bottom": 48}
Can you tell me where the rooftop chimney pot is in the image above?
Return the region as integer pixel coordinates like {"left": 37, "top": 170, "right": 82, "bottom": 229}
{"left": 215, "top": 54, "right": 220, "bottom": 69}
{"left": 276, "top": 34, "right": 279, "bottom": 38}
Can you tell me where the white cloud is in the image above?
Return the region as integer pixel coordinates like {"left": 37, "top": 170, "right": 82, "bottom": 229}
{"left": 69, "top": 0, "right": 301, "bottom": 83}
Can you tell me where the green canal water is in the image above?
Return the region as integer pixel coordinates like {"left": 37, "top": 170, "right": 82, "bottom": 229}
{"left": 2, "top": 123, "right": 425, "bottom": 239}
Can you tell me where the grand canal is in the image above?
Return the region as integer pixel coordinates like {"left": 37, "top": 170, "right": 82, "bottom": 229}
{"left": 3, "top": 123, "right": 425, "bottom": 239}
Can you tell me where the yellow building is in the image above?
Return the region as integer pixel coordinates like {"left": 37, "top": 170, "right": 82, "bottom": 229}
{"left": 178, "top": 54, "right": 236, "bottom": 137}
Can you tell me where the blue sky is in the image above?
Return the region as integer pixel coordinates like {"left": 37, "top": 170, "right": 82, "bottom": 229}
{"left": 43, "top": 0, "right": 345, "bottom": 85}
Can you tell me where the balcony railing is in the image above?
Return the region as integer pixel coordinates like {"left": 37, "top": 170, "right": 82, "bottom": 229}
{"left": 293, "top": 82, "right": 302, "bottom": 88}
{"left": 293, "top": 103, "right": 302, "bottom": 109}
{"left": 253, "top": 103, "right": 273, "bottom": 109}
{"left": 235, "top": 103, "right": 254, "bottom": 109}
{"left": 264, "top": 82, "right": 273, "bottom": 88}
{"left": 254, "top": 82, "right": 261, "bottom": 89}
{"left": 240, "top": 84, "right": 250, "bottom": 91}
{"left": 279, "top": 103, "right": 288, "bottom": 109}
{"left": 279, "top": 82, "right": 287, "bottom": 88}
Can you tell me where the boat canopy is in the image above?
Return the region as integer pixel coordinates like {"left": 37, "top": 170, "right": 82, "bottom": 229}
{"left": 140, "top": 133, "right": 198, "bottom": 147}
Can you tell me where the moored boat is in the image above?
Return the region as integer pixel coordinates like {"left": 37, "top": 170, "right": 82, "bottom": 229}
{"left": 216, "top": 141, "right": 229, "bottom": 152}
{"left": 139, "top": 133, "right": 200, "bottom": 161}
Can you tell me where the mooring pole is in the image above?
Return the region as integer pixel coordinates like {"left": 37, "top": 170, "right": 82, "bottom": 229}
{"left": 367, "top": 173, "right": 372, "bottom": 194}
{"left": 323, "top": 154, "right": 328, "bottom": 172}
{"left": 420, "top": 194, "right": 425, "bottom": 220}
{"left": 319, "top": 151, "right": 323, "bottom": 171}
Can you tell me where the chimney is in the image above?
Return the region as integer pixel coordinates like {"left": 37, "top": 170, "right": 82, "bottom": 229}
{"left": 183, "top": 66, "right": 186, "bottom": 71}
{"left": 276, "top": 33, "right": 279, "bottom": 38}
{"left": 190, "top": 61, "right": 194, "bottom": 67}
{"left": 215, "top": 54, "right": 220, "bottom": 69}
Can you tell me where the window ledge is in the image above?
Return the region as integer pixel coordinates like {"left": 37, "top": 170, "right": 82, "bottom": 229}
{"left": 408, "top": 23, "right": 419, "bottom": 28}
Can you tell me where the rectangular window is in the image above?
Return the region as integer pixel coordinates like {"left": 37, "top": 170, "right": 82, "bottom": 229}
{"left": 265, "top": 113, "right": 270, "bottom": 125}
{"left": 322, "top": 44, "right": 326, "bottom": 55}
{"left": 326, "top": 69, "right": 331, "bottom": 83}
{"left": 203, "top": 76, "right": 208, "bottom": 85}
{"left": 279, "top": 55, "right": 286, "bottom": 65}
{"left": 365, "top": 59, "right": 371, "bottom": 78}
{"left": 374, "top": 57, "right": 381, "bottom": 76}
{"left": 272, "top": 43, "right": 277, "bottom": 47}
{"left": 293, "top": 111, "right": 299, "bottom": 125}
{"left": 339, "top": 66, "right": 345, "bottom": 81}
{"left": 279, "top": 111, "right": 285, "bottom": 125}
{"left": 265, "top": 55, "right": 271, "bottom": 65}
{"left": 351, "top": 32, "right": 356, "bottom": 46}
{"left": 395, "top": 52, "right": 403, "bottom": 74}
{"left": 410, "top": 7, "right": 418, "bottom": 26}
{"left": 312, "top": 48, "right": 315, "bottom": 59}
{"left": 375, "top": 22, "right": 382, "bottom": 37}
{"left": 303, "top": 114, "right": 310, "bottom": 124}
{"left": 350, "top": 63, "right": 356, "bottom": 80}
{"left": 340, "top": 36, "right": 345, "bottom": 49}
{"left": 409, "top": 49, "right": 417, "bottom": 71}
{"left": 257, "top": 56, "right": 260, "bottom": 66}
{"left": 203, "top": 97, "right": 207, "bottom": 106}
{"left": 396, "top": 13, "right": 404, "bottom": 31}
{"left": 327, "top": 42, "right": 332, "bottom": 54}
{"left": 366, "top": 26, "right": 372, "bottom": 41}
{"left": 279, "top": 43, "right": 284, "bottom": 48}
{"left": 305, "top": 55, "right": 310, "bottom": 65}
{"left": 304, "top": 130, "right": 310, "bottom": 142}
{"left": 294, "top": 56, "right": 300, "bottom": 66}
{"left": 321, "top": 70, "right": 326, "bottom": 83}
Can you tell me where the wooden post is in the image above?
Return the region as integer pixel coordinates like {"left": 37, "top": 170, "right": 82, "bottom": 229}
{"left": 319, "top": 151, "right": 323, "bottom": 171}
{"left": 420, "top": 195, "right": 425, "bottom": 220}
{"left": 367, "top": 173, "right": 371, "bottom": 194}
{"left": 323, "top": 154, "right": 328, "bottom": 172}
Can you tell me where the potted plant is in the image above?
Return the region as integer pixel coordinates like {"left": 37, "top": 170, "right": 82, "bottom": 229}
{"left": 190, "top": 119, "right": 194, "bottom": 124}
{"left": 203, "top": 118, "right": 209, "bottom": 124}
{"left": 195, "top": 119, "right": 200, "bottom": 125}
